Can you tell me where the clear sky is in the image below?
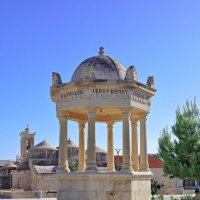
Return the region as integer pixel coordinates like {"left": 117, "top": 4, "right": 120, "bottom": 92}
{"left": 0, "top": 0, "right": 200, "bottom": 160}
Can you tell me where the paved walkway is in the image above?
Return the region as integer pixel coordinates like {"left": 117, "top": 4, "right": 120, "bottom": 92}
{"left": 0, "top": 195, "right": 196, "bottom": 200}
{"left": 0, "top": 198, "right": 56, "bottom": 200}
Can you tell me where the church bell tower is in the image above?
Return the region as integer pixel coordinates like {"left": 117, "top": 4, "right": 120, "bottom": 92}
{"left": 20, "top": 126, "right": 36, "bottom": 160}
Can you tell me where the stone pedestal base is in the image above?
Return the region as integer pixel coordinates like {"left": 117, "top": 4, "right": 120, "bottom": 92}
{"left": 57, "top": 171, "right": 152, "bottom": 200}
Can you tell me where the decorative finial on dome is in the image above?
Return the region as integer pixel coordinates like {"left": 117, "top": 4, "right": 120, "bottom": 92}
{"left": 98, "top": 47, "right": 105, "bottom": 56}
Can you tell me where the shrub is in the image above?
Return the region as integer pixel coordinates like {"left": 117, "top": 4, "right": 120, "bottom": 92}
{"left": 151, "top": 179, "right": 163, "bottom": 195}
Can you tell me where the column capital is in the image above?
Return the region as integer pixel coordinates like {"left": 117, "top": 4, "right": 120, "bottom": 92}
{"left": 58, "top": 115, "right": 68, "bottom": 122}
{"left": 122, "top": 107, "right": 132, "bottom": 114}
{"left": 130, "top": 116, "right": 139, "bottom": 124}
{"left": 130, "top": 112, "right": 139, "bottom": 122}
{"left": 56, "top": 110, "right": 69, "bottom": 118}
{"left": 77, "top": 120, "right": 86, "bottom": 126}
{"left": 86, "top": 106, "right": 96, "bottom": 113}
{"left": 107, "top": 121, "right": 114, "bottom": 127}
{"left": 140, "top": 113, "right": 148, "bottom": 122}
{"left": 131, "top": 121, "right": 138, "bottom": 128}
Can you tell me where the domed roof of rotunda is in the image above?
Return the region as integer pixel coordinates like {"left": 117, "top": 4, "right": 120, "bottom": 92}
{"left": 71, "top": 47, "right": 127, "bottom": 81}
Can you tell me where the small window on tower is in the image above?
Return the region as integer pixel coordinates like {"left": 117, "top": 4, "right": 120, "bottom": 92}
{"left": 27, "top": 139, "right": 31, "bottom": 150}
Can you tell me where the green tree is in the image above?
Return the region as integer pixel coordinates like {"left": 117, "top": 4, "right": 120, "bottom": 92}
{"left": 157, "top": 99, "right": 200, "bottom": 180}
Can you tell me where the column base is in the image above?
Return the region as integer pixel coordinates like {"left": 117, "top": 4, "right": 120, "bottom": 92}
{"left": 132, "top": 164, "right": 139, "bottom": 171}
{"left": 121, "top": 163, "right": 132, "bottom": 172}
{"left": 57, "top": 164, "right": 70, "bottom": 172}
{"left": 57, "top": 168, "right": 70, "bottom": 173}
{"left": 139, "top": 164, "right": 149, "bottom": 172}
{"left": 107, "top": 165, "right": 116, "bottom": 172}
{"left": 78, "top": 164, "right": 86, "bottom": 172}
{"left": 86, "top": 161, "right": 97, "bottom": 171}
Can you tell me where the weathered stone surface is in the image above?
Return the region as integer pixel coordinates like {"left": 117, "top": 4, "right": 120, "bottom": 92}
{"left": 12, "top": 170, "right": 31, "bottom": 191}
{"left": 103, "top": 181, "right": 114, "bottom": 191}
{"left": 52, "top": 72, "right": 62, "bottom": 86}
{"left": 71, "top": 55, "right": 126, "bottom": 82}
{"left": 125, "top": 65, "right": 137, "bottom": 81}
{"left": 56, "top": 172, "right": 152, "bottom": 200}
{"left": 114, "top": 181, "right": 125, "bottom": 192}
{"left": 151, "top": 168, "right": 182, "bottom": 194}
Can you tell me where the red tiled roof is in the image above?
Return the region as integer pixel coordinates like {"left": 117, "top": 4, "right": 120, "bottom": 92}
{"left": 114, "top": 154, "right": 163, "bottom": 168}
{"left": 148, "top": 154, "right": 163, "bottom": 168}
{"left": 114, "top": 155, "right": 123, "bottom": 164}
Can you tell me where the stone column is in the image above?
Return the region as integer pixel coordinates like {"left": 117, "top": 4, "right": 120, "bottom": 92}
{"left": 139, "top": 114, "right": 149, "bottom": 171}
{"left": 122, "top": 108, "right": 132, "bottom": 171}
{"left": 131, "top": 118, "right": 139, "bottom": 171}
{"left": 78, "top": 121, "right": 86, "bottom": 171}
{"left": 107, "top": 122, "right": 115, "bottom": 171}
{"left": 58, "top": 116, "right": 70, "bottom": 171}
{"left": 86, "top": 107, "right": 97, "bottom": 171}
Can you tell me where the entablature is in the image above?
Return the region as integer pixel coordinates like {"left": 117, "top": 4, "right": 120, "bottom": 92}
{"left": 50, "top": 79, "right": 156, "bottom": 102}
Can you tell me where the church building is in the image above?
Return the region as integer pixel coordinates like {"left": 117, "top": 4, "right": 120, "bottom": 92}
{"left": 12, "top": 127, "right": 58, "bottom": 191}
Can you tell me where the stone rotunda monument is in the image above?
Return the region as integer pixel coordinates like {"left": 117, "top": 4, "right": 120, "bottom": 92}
{"left": 50, "top": 47, "right": 156, "bottom": 200}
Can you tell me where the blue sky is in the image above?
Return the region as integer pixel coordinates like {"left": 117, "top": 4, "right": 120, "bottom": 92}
{"left": 0, "top": 0, "right": 200, "bottom": 160}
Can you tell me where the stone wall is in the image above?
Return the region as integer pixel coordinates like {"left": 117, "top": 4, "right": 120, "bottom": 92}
{"left": 151, "top": 168, "right": 182, "bottom": 194}
{"left": 57, "top": 172, "right": 152, "bottom": 200}
{"left": 0, "top": 189, "right": 57, "bottom": 198}
{"left": 30, "top": 165, "right": 56, "bottom": 191}
{"left": 31, "top": 172, "right": 57, "bottom": 191}
{"left": 0, "top": 176, "right": 10, "bottom": 189}
{"left": 12, "top": 170, "right": 31, "bottom": 191}
{"left": 12, "top": 167, "right": 57, "bottom": 192}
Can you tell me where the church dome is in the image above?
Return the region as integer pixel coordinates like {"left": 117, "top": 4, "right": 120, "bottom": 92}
{"left": 32, "top": 140, "right": 58, "bottom": 150}
{"left": 67, "top": 138, "right": 78, "bottom": 148}
{"left": 71, "top": 47, "right": 127, "bottom": 81}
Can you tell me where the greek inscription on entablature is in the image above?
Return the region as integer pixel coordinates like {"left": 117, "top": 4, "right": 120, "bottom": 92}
{"left": 56, "top": 88, "right": 151, "bottom": 106}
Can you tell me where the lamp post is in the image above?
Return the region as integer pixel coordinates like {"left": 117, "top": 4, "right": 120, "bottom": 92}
{"left": 115, "top": 148, "right": 121, "bottom": 171}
